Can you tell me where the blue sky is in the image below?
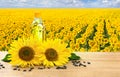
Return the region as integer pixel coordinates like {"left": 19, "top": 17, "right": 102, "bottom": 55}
{"left": 0, "top": 0, "right": 120, "bottom": 8}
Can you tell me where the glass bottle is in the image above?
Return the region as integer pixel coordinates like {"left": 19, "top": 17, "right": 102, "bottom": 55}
{"left": 31, "top": 12, "right": 46, "bottom": 41}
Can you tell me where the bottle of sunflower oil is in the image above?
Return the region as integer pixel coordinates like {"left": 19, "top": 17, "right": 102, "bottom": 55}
{"left": 31, "top": 12, "right": 46, "bottom": 41}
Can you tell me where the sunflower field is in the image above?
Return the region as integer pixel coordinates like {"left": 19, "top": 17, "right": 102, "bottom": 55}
{"left": 0, "top": 8, "right": 120, "bottom": 52}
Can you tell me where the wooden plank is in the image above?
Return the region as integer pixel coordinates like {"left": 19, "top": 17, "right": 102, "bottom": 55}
{"left": 0, "top": 52, "right": 120, "bottom": 77}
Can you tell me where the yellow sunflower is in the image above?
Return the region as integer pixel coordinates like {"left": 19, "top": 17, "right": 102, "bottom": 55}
{"left": 39, "top": 39, "right": 71, "bottom": 67}
{"left": 8, "top": 36, "right": 42, "bottom": 68}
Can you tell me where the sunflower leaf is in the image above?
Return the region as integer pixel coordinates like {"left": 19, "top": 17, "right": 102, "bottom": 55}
{"left": 69, "top": 53, "right": 81, "bottom": 60}
{"left": 2, "top": 54, "right": 11, "bottom": 62}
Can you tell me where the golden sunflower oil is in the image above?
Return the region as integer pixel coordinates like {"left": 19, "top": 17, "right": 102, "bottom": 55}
{"left": 31, "top": 12, "right": 46, "bottom": 41}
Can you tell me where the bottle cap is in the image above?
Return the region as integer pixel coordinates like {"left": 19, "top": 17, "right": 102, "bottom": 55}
{"left": 35, "top": 12, "right": 40, "bottom": 18}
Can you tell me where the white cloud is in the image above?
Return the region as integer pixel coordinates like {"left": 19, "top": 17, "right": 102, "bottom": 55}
{"left": 55, "top": 0, "right": 84, "bottom": 7}
{"left": 114, "top": 0, "right": 120, "bottom": 5}
{"left": 99, "top": 0, "right": 120, "bottom": 7}
{"left": 19, "top": 0, "right": 27, "bottom": 2}
{"left": 102, "top": 0, "right": 109, "bottom": 3}
{"left": 101, "top": 0, "right": 112, "bottom": 7}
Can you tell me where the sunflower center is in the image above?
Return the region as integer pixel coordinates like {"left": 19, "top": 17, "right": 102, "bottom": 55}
{"left": 19, "top": 46, "right": 35, "bottom": 61}
{"left": 45, "top": 48, "right": 58, "bottom": 61}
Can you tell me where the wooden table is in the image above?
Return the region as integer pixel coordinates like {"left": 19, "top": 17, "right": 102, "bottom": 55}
{"left": 0, "top": 52, "right": 120, "bottom": 77}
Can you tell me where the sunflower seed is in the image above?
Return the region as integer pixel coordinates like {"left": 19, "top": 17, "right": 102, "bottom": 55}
{"left": 38, "top": 67, "right": 44, "bottom": 69}
{"left": 56, "top": 66, "right": 61, "bottom": 69}
{"left": 47, "top": 67, "right": 50, "bottom": 69}
{"left": 16, "top": 66, "right": 20, "bottom": 68}
{"left": 83, "top": 61, "right": 86, "bottom": 63}
{"left": 2, "top": 66, "right": 5, "bottom": 68}
{"left": 31, "top": 67, "right": 34, "bottom": 69}
{"left": 13, "top": 68, "right": 17, "bottom": 70}
{"left": 72, "top": 60, "right": 76, "bottom": 63}
{"left": 74, "top": 64, "right": 79, "bottom": 66}
{"left": 23, "top": 70, "right": 27, "bottom": 72}
{"left": 18, "top": 69, "right": 20, "bottom": 71}
{"left": 87, "top": 62, "right": 91, "bottom": 64}
{"left": 0, "top": 64, "right": 3, "bottom": 66}
{"left": 29, "top": 69, "right": 32, "bottom": 71}
{"left": 83, "top": 65, "right": 86, "bottom": 67}
{"left": 63, "top": 66, "right": 67, "bottom": 69}
{"left": 76, "top": 61, "right": 80, "bottom": 63}
{"left": 79, "top": 63, "right": 82, "bottom": 66}
{"left": 56, "top": 66, "right": 67, "bottom": 69}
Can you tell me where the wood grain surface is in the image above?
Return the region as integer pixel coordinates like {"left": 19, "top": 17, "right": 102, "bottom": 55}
{"left": 0, "top": 52, "right": 120, "bottom": 77}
